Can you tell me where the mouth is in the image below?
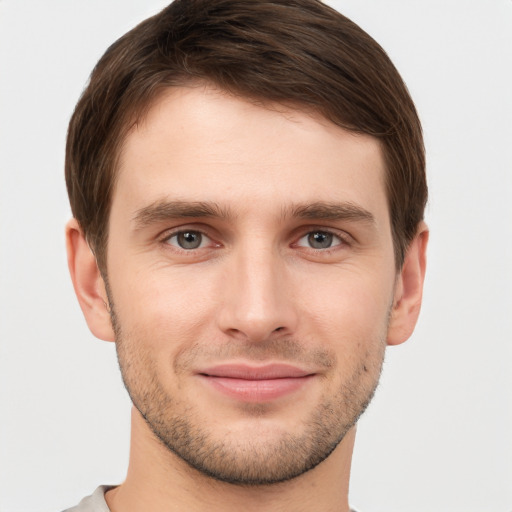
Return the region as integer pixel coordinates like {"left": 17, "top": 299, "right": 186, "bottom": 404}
{"left": 197, "top": 363, "right": 316, "bottom": 402}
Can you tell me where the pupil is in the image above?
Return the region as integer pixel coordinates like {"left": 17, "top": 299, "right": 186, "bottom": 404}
{"left": 178, "top": 231, "right": 202, "bottom": 249}
{"left": 308, "top": 231, "right": 332, "bottom": 249}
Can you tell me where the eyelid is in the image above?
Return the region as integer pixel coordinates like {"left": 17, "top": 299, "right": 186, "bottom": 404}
{"left": 166, "top": 231, "right": 210, "bottom": 249}
{"left": 158, "top": 225, "right": 220, "bottom": 250}
{"left": 156, "top": 223, "right": 353, "bottom": 253}
{"left": 292, "top": 226, "right": 353, "bottom": 247}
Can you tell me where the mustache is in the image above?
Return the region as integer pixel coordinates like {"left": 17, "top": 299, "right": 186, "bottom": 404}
{"left": 109, "top": 299, "right": 337, "bottom": 372}
{"left": 173, "top": 337, "right": 337, "bottom": 373}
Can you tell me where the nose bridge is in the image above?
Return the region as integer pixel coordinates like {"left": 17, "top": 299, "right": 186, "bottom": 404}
{"left": 218, "top": 237, "right": 297, "bottom": 342}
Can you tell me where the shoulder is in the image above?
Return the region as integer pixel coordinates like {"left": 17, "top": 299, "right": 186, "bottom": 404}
{"left": 61, "top": 485, "right": 114, "bottom": 512}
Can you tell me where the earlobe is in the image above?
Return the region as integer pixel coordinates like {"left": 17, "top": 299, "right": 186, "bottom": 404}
{"left": 387, "top": 222, "right": 429, "bottom": 346}
{"left": 66, "top": 218, "right": 115, "bottom": 342}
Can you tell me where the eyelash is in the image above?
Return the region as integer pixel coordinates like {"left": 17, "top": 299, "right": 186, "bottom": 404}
{"left": 160, "top": 228, "right": 217, "bottom": 252}
{"left": 159, "top": 226, "right": 351, "bottom": 255}
{"left": 294, "top": 229, "right": 350, "bottom": 252}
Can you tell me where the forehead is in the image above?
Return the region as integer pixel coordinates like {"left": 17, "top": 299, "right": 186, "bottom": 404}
{"left": 114, "top": 85, "right": 388, "bottom": 224}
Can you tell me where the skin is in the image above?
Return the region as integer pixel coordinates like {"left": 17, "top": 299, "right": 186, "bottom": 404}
{"left": 67, "top": 85, "right": 428, "bottom": 512}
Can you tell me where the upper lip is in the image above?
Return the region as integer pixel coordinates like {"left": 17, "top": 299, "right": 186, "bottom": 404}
{"left": 198, "top": 363, "right": 314, "bottom": 380}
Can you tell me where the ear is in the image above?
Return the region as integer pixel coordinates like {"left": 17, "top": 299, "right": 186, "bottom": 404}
{"left": 66, "top": 218, "right": 115, "bottom": 342}
{"left": 387, "top": 222, "right": 429, "bottom": 346}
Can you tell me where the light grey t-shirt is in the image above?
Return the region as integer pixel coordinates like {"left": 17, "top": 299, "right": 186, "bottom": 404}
{"left": 62, "top": 485, "right": 359, "bottom": 511}
{"left": 62, "top": 486, "right": 114, "bottom": 512}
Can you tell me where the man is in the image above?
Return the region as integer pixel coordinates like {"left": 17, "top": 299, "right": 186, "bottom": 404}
{"left": 63, "top": 0, "right": 428, "bottom": 510}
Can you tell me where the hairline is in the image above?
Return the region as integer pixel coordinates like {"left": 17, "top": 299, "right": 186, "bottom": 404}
{"left": 96, "top": 80, "right": 403, "bottom": 270}
{"left": 91, "top": 78, "right": 417, "bottom": 275}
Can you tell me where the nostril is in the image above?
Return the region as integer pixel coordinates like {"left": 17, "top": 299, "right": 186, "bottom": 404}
{"left": 274, "top": 327, "right": 284, "bottom": 332}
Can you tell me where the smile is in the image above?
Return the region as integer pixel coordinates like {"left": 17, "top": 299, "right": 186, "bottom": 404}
{"left": 197, "top": 363, "right": 316, "bottom": 402}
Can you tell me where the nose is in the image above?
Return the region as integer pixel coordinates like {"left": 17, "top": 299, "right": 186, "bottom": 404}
{"left": 217, "top": 244, "right": 299, "bottom": 343}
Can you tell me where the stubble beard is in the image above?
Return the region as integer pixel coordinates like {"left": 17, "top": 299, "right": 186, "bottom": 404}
{"left": 109, "top": 302, "right": 387, "bottom": 486}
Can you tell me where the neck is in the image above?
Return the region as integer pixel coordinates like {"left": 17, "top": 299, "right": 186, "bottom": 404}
{"left": 106, "top": 407, "right": 355, "bottom": 512}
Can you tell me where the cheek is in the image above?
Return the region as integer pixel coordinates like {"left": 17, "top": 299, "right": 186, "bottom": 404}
{"left": 108, "top": 249, "right": 395, "bottom": 355}
{"left": 110, "top": 269, "right": 215, "bottom": 395}
{"left": 298, "top": 267, "right": 394, "bottom": 348}
{"left": 109, "top": 264, "right": 218, "bottom": 346}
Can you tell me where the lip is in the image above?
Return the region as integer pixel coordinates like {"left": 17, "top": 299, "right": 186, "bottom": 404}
{"left": 197, "top": 363, "right": 316, "bottom": 402}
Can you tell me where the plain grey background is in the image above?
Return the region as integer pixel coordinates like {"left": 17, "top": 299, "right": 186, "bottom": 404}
{"left": 0, "top": 1, "right": 511, "bottom": 511}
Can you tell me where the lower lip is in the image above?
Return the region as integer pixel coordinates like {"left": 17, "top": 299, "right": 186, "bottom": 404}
{"left": 199, "top": 375, "right": 314, "bottom": 402}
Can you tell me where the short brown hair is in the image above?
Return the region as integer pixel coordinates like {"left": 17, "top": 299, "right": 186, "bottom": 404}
{"left": 66, "top": 0, "right": 427, "bottom": 272}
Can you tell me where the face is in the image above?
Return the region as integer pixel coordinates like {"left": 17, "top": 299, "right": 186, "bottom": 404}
{"left": 106, "top": 85, "right": 397, "bottom": 484}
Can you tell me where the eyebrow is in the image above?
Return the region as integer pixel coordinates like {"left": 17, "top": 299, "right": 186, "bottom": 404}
{"left": 288, "top": 201, "right": 375, "bottom": 224}
{"left": 132, "top": 199, "right": 375, "bottom": 230}
{"left": 132, "top": 200, "right": 234, "bottom": 230}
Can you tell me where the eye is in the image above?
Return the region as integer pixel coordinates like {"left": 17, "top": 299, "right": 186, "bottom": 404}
{"left": 165, "top": 230, "right": 211, "bottom": 250}
{"left": 296, "top": 230, "right": 343, "bottom": 250}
